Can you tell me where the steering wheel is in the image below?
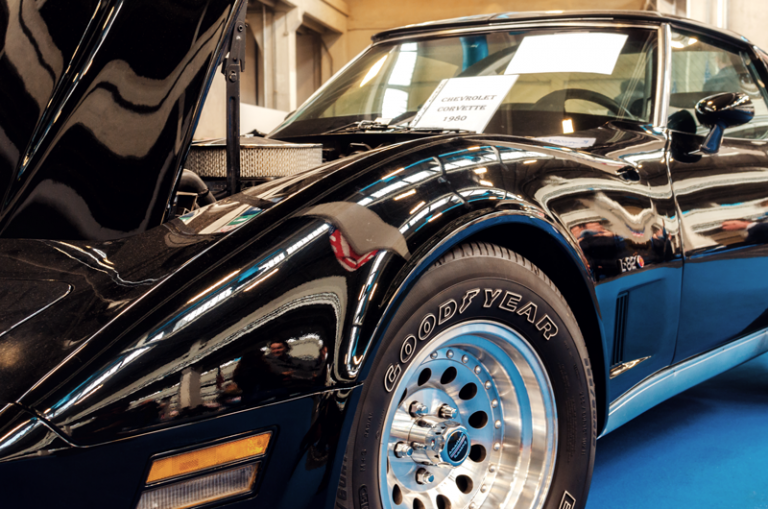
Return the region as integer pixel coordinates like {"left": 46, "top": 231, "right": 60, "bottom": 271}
{"left": 531, "top": 88, "right": 636, "bottom": 119}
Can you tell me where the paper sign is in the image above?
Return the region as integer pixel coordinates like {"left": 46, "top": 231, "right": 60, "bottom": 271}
{"left": 505, "top": 33, "right": 628, "bottom": 76}
{"left": 410, "top": 75, "right": 518, "bottom": 133}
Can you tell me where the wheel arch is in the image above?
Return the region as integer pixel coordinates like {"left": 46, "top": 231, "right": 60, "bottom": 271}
{"left": 462, "top": 220, "right": 608, "bottom": 435}
{"left": 366, "top": 210, "right": 610, "bottom": 434}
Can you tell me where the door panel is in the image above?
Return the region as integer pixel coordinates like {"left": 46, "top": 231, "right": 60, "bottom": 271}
{"left": 546, "top": 125, "right": 683, "bottom": 401}
{"left": 667, "top": 29, "right": 768, "bottom": 362}
{"left": 670, "top": 137, "right": 768, "bottom": 361}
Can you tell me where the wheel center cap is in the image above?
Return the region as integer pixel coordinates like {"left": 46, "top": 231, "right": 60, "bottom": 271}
{"left": 408, "top": 419, "right": 471, "bottom": 468}
{"left": 442, "top": 427, "right": 470, "bottom": 466}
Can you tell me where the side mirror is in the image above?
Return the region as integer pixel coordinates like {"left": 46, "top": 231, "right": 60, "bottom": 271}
{"left": 694, "top": 92, "right": 754, "bottom": 154}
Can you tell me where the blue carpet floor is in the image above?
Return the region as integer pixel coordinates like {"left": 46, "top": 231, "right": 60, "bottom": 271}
{"left": 587, "top": 353, "right": 768, "bottom": 509}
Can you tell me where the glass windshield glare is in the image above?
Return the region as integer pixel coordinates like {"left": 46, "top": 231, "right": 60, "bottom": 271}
{"left": 273, "top": 27, "right": 658, "bottom": 138}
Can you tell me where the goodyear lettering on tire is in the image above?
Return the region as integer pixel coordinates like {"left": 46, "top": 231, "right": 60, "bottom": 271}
{"left": 384, "top": 287, "right": 558, "bottom": 390}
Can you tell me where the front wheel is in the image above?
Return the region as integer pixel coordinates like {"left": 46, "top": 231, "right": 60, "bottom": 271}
{"left": 337, "top": 242, "right": 597, "bottom": 509}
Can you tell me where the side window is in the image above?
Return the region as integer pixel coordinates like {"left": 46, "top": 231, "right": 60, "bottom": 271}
{"left": 668, "top": 30, "right": 768, "bottom": 139}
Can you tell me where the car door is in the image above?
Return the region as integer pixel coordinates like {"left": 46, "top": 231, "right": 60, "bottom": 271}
{"left": 666, "top": 28, "right": 768, "bottom": 362}
{"left": 566, "top": 126, "right": 683, "bottom": 401}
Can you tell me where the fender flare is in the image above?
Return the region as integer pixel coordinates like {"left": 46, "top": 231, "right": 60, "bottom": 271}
{"left": 356, "top": 208, "right": 610, "bottom": 434}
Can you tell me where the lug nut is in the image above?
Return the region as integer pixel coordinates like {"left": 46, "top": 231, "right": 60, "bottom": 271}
{"left": 446, "top": 350, "right": 454, "bottom": 358}
{"left": 438, "top": 404, "right": 458, "bottom": 419}
{"left": 409, "top": 401, "right": 429, "bottom": 417}
{"left": 415, "top": 468, "right": 435, "bottom": 485}
{"left": 394, "top": 442, "right": 413, "bottom": 458}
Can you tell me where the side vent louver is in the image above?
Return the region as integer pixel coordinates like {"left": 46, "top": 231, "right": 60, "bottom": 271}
{"left": 612, "top": 292, "right": 629, "bottom": 367}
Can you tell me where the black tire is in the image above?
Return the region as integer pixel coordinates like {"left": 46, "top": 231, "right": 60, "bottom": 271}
{"left": 336, "top": 242, "right": 596, "bottom": 509}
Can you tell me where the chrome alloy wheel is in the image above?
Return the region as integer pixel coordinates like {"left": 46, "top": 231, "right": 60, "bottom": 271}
{"left": 380, "top": 321, "right": 558, "bottom": 509}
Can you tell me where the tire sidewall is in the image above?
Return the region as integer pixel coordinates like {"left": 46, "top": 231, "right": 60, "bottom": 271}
{"left": 347, "top": 255, "right": 596, "bottom": 509}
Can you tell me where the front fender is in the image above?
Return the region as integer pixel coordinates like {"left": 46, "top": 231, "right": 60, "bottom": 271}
{"left": 16, "top": 136, "right": 614, "bottom": 470}
{"left": 21, "top": 134, "right": 613, "bottom": 440}
{"left": 2, "top": 134, "right": 623, "bottom": 508}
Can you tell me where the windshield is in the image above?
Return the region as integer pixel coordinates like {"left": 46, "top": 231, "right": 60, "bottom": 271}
{"left": 272, "top": 27, "right": 658, "bottom": 139}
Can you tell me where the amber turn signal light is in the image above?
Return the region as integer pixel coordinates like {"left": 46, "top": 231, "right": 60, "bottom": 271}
{"left": 146, "top": 432, "right": 271, "bottom": 484}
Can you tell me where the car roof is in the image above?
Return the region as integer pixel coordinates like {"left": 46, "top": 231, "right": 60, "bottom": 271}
{"left": 371, "top": 10, "right": 751, "bottom": 48}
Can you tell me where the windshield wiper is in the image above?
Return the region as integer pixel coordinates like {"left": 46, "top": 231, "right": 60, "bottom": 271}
{"left": 329, "top": 119, "right": 397, "bottom": 133}
{"left": 324, "top": 118, "right": 471, "bottom": 135}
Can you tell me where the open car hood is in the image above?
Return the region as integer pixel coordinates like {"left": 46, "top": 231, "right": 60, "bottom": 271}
{"left": 0, "top": 0, "right": 241, "bottom": 241}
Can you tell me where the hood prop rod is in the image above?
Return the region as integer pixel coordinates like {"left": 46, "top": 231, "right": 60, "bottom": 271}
{"left": 222, "top": 3, "right": 247, "bottom": 197}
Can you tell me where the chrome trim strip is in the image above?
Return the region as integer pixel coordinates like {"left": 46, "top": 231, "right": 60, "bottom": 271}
{"left": 0, "top": 284, "right": 73, "bottom": 339}
{"left": 654, "top": 23, "right": 672, "bottom": 128}
{"left": 609, "top": 355, "right": 651, "bottom": 379}
{"left": 373, "top": 21, "right": 659, "bottom": 45}
{"left": 602, "top": 328, "right": 768, "bottom": 436}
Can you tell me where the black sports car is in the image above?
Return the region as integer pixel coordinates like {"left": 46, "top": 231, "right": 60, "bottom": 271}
{"left": 2, "top": 4, "right": 768, "bottom": 509}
